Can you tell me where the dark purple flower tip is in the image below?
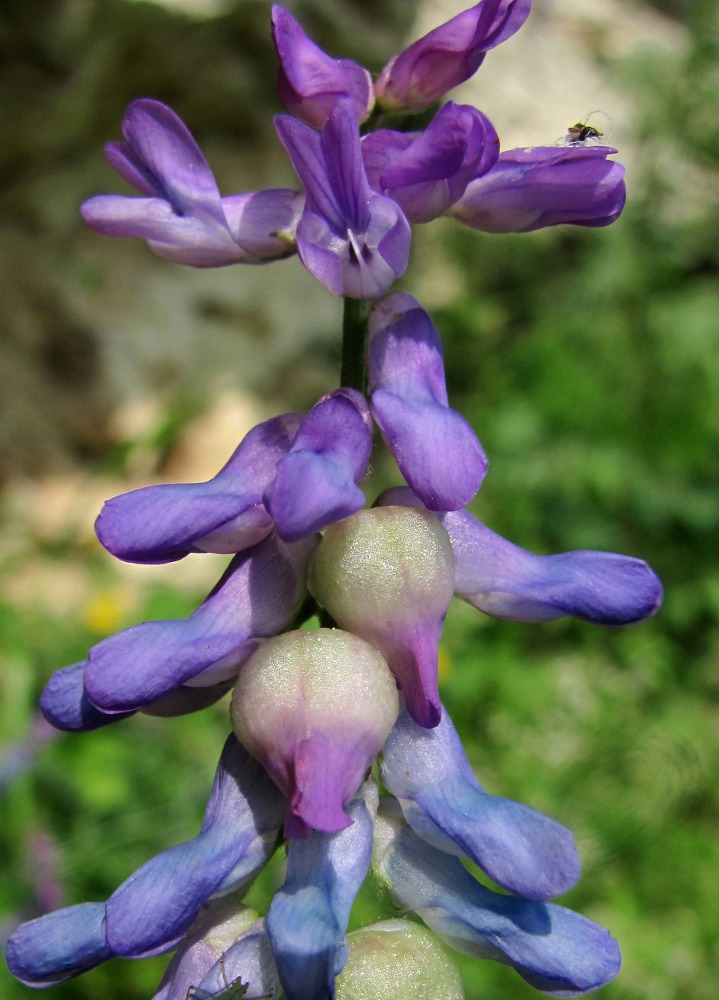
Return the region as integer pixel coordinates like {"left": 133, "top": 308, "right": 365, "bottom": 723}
{"left": 381, "top": 705, "right": 580, "bottom": 900}
{"left": 447, "top": 144, "right": 626, "bottom": 232}
{"left": 40, "top": 661, "right": 136, "bottom": 731}
{"left": 95, "top": 413, "right": 302, "bottom": 564}
{"left": 81, "top": 99, "right": 302, "bottom": 266}
{"left": 375, "top": 813, "right": 622, "bottom": 996}
{"left": 374, "top": 0, "right": 533, "bottom": 112}
{"left": 368, "top": 292, "right": 487, "bottom": 510}
{"left": 266, "top": 389, "right": 372, "bottom": 542}
{"left": 105, "top": 737, "right": 285, "bottom": 958}
{"left": 275, "top": 97, "right": 411, "bottom": 299}
{"left": 442, "top": 507, "right": 663, "bottom": 625}
{"left": 362, "top": 103, "right": 499, "bottom": 223}
{"left": 271, "top": 5, "right": 374, "bottom": 130}
{"left": 267, "top": 784, "right": 376, "bottom": 1000}
{"left": 6, "top": 902, "right": 111, "bottom": 986}
{"left": 84, "top": 533, "right": 316, "bottom": 712}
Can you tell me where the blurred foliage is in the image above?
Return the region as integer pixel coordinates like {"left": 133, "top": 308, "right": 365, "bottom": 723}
{"left": 2, "top": 1, "right": 719, "bottom": 1000}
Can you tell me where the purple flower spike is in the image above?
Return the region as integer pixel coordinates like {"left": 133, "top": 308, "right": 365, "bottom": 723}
{"left": 447, "top": 145, "right": 626, "bottom": 232}
{"left": 368, "top": 292, "right": 487, "bottom": 510}
{"left": 275, "top": 97, "right": 411, "bottom": 299}
{"left": 375, "top": 0, "right": 532, "bottom": 112}
{"left": 95, "top": 413, "right": 302, "bottom": 564}
{"left": 266, "top": 389, "right": 372, "bottom": 542}
{"left": 105, "top": 737, "right": 285, "bottom": 958}
{"left": 267, "top": 783, "right": 376, "bottom": 1000}
{"left": 362, "top": 103, "right": 499, "bottom": 223}
{"left": 442, "top": 506, "right": 663, "bottom": 625}
{"left": 381, "top": 705, "right": 580, "bottom": 900}
{"left": 374, "top": 811, "right": 622, "bottom": 996}
{"left": 81, "top": 99, "right": 303, "bottom": 266}
{"left": 6, "top": 902, "right": 111, "bottom": 986}
{"left": 84, "top": 533, "right": 316, "bottom": 712}
{"left": 271, "top": 5, "right": 374, "bottom": 130}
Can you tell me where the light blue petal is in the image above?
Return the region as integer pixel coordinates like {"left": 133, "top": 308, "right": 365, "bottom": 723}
{"left": 105, "top": 737, "right": 284, "bottom": 958}
{"left": 267, "top": 782, "right": 377, "bottom": 1000}
{"left": 375, "top": 814, "right": 621, "bottom": 997}
{"left": 381, "top": 705, "right": 580, "bottom": 899}
{"left": 6, "top": 902, "right": 111, "bottom": 986}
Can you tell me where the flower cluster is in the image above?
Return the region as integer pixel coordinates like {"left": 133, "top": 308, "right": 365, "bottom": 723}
{"left": 8, "top": 3, "right": 659, "bottom": 1000}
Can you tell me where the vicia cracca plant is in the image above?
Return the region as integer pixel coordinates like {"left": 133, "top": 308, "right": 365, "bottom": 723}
{"left": 7, "top": 3, "right": 659, "bottom": 999}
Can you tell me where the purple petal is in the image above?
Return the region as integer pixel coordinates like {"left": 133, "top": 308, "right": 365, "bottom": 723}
{"left": 375, "top": 0, "right": 532, "bottom": 112}
{"left": 152, "top": 904, "right": 271, "bottom": 1000}
{"left": 84, "top": 100, "right": 301, "bottom": 267}
{"left": 368, "top": 292, "right": 487, "bottom": 509}
{"left": 362, "top": 103, "right": 499, "bottom": 223}
{"left": 6, "top": 903, "right": 111, "bottom": 986}
{"left": 381, "top": 705, "right": 580, "bottom": 899}
{"left": 95, "top": 413, "right": 301, "bottom": 564}
{"left": 40, "top": 661, "right": 136, "bottom": 731}
{"left": 187, "top": 917, "right": 280, "bottom": 1000}
{"left": 271, "top": 5, "right": 373, "bottom": 129}
{"left": 105, "top": 737, "right": 285, "bottom": 958}
{"left": 221, "top": 188, "right": 303, "bottom": 258}
{"left": 84, "top": 533, "right": 316, "bottom": 712}
{"left": 375, "top": 813, "right": 621, "bottom": 996}
{"left": 275, "top": 98, "right": 410, "bottom": 299}
{"left": 447, "top": 145, "right": 626, "bottom": 232}
{"left": 442, "top": 507, "right": 663, "bottom": 624}
{"left": 267, "top": 784, "right": 375, "bottom": 1000}
{"left": 80, "top": 195, "right": 254, "bottom": 267}
{"left": 266, "top": 389, "right": 372, "bottom": 542}
{"left": 115, "top": 99, "right": 224, "bottom": 221}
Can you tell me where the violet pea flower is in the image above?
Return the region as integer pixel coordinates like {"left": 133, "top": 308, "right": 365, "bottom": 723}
{"left": 368, "top": 292, "right": 487, "bottom": 511}
{"left": 373, "top": 805, "right": 622, "bottom": 996}
{"left": 361, "top": 102, "right": 499, "bottom": 224}
{"left": 6, "top": 737, "right": 285, "bottom": 985}
{"left": 275, "top": 96, "right": 410, "bottom": 299}
{"left": 379, "top": 486, "right": 663, "bottom": 626}
{"left": 447, "top": 144, "right": 626, "bottom": 233}
{"left": 83, "top": 532, "right": 317, "bottom": 713}
{"left": 94, "top": 413, "right": 302, "bottom": 565}
{"left": 81, "top": 98, "right": 303, "bottom": 266}
{"left": 271, "top": 5, "right": 374, "bottom": 130}
{"left": 375, "top": 0, "right": 533, "bottom": 112}
{"left": 381, "top": 704, "right": 580, "bottom": 900}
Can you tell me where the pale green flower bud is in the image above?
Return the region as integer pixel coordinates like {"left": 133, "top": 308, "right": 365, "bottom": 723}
{"left": 310, "top": 506, "right": 454, "bottom": 728}
{"left": 336, "top": 919, "right": 464, "bottom": 1000}
{"left": 231, "top": 628, "right": 398, "bottom": 838}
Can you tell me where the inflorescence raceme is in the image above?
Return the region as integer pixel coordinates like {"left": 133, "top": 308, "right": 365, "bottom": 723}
{"left": 7, "top": 4, "right": 660, "bottom": 999}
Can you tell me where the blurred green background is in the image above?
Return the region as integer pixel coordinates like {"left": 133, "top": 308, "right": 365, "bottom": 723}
{"left": 1, "top": 1, "right": 718, "bottom": 999}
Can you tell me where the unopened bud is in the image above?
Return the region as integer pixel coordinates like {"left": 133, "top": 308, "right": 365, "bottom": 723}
{"left": 310, "top": 506, "right": 454, "bottom": 728}
{"left": 231, "top": 628, "right": 398, "bottom": 838}
{"left": 336, "top": 919, "right": 464, "bottom": 1000}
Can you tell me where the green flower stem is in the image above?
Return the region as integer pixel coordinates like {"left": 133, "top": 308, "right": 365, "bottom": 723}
{"left": 341, "top": 297, "right": 371, "bottom": 393}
